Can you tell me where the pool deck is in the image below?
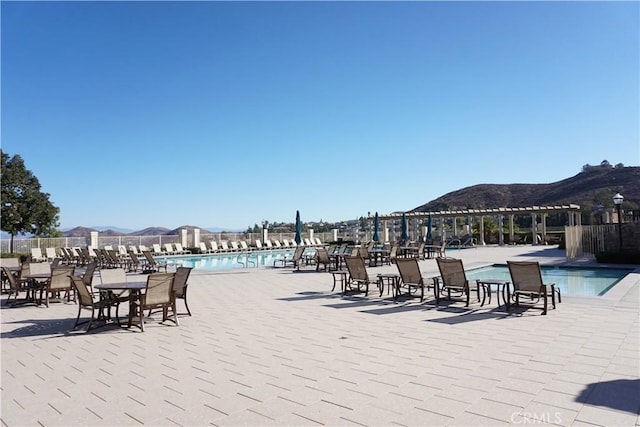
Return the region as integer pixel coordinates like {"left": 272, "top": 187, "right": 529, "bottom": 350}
{"left": 2, "top": 245, "right": 639, "bottom": 426}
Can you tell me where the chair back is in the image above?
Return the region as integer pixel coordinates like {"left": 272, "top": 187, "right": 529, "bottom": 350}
{"left": 210, "top": 241, "right": 219, "bottom": 251}
{"left": 144, "top": 272, "right": 175, "bottom": 306}
{"left": 316, "top": 248, "right": 330, "bottom": 264}
{"left": 83, "top": 261, "right": 98, "bottom": 286}
{"left": 396, "top": 258, "right": 423, "bottom": 285}
{"left": 1, "top": 258, "right": 20, "bottom": 268}
{"left": 291, "top": 246, "right": 305, "bottom": 261}
{"left": 30, "top": 262, "right": 51, "bottom": 275}
{"left": 173, "top": 267, "right": 192, "bottom": 297}
{"left": 49, "top": 266, "right": 75, "bottom": 291}
{"left": 199, "top": 242, "right": 208, "bottom": 252}
{"left": 436, "top": 257, "right": 467, "bottom": 287}
{"left": 2, "top": 266, "right": 19, "bottom": 292}
{"left": 359, "top": 246, "right": 370, "bottom": 260}
{"left": 507, "top": 261, "right": 544, "bottom": 293}
{"left": 99, "top": 268, "right": 127, "bottom": 284}
{"left": 344, "top": 256, "right": 368, "bottom": 282}
{"left": 389, "top": 245, "right": 399, "bottom": 260}
{"left": 164, "top": 243, "right": 174, "bottom": 253}
{"left": 71, "top": 275, "right": 93, "bottom": 307}
{"left": 153, "top": 244, "right": 163, "bottom": 254}
{"left": 128, "top": 250, "right": 140, "bottom": 265}
{"left": 142, "top": 250, "right": 156, "bottom": 265}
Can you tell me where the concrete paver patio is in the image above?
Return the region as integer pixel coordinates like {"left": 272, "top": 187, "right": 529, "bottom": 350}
{"left": 1, "top": 246, "right": 638, "bottom": 426}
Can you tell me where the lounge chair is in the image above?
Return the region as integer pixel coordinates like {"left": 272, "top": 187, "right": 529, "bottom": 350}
{"left": 395, "top": 258, "right": 438, "bottom": 302}
{"left": 164, "top": 243, "right": 176, "bottom": 255}
{"left": 314, "top": 238, "right": 323, "bottom": 246}
{"left": 45, "top": 247, "right": 58, "bottom": 261}
{"left": 30, "top": 247, "right": 47, "bottom": 263}
{"left": 282, "top": 239, "right": 290, "bottom": 247}
{"left": 304, "top": 238, "right": 313, "bottom": 246}
{"left": 434, "top": 257, "right": 486, "bottom": 307}
{"left": 240, "top": 241, "right": 252, "bottom": 251}
{"left": 210, "top": 241, "right": 220, "bottom": 253}
{"left": 199, "top": 242, "right": 214, "bottom": 254}
{"left": 506, "top": 261, "right": 560, "bottom": 315}
{"left": 264, "top": 240, "right": 274, "bottom": 250}
{"left": 343, "top": 256, "right": 375, "bottom": 296}
{"left": 273, "top": 240, "right": 282, "bottom": 248}
{"left": 220, "top": 241, "right": 231, "bottom": 252}
{"left": 273, "top": 246, "right": 305, "bottom": 269}
{"left": 230, "top": 241, "right": 240, "bottom": 252}
{"left": 152, "top": 244, "right": 166, "bottom": 255}
{"left": 174, "top": 243, "right": 191, "bottom": 254}
{"left": 142, "top": 251, "right": 168, "bottom": 273}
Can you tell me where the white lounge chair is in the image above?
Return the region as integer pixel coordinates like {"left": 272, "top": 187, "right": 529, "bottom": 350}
{"left": 45, "top": 247, "right": 58, "bottom": 261}
{"left": 304, "top": 238, "right": 313, "bottom": 246}
{"left": 175, "top": 243, "right": 191, "bottom": 254}
{"left": 264, "top": 240, "right": 274, "bottom": 250}
{"left": 30, "top": 248, "right": 47, "bottom": 262}
{"left": 152, "top": 244, "right": 166, "bottom": 255}
{"left": 199, "top": 242, "right": 214, "bottom": 253}
{"left": 164, "top": 243, "right": 176, "bottom": 255}
{"left": 240, "top": 241, "right": 252, "bottom": 251}
{"left": 282, "top": 239, "right": 290, "bottom": 247}
{"left": 210, "top": 241, "right": 220, "bottom": 253}
{"left": 230, "top": 241, "right": 240, "bottom": 252}
{"left": 220, "top": 241, "right": 230, "bottom": 252}
{"left": 273, "top": 240, "right": 282, "bottom": 248}
{"left": 255, "top": 240, "right": 264, "bottom": 250}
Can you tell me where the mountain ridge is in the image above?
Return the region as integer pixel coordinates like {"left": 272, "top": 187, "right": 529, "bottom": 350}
{"left": 411, "top": 165, "right": 639, "bottom": 213}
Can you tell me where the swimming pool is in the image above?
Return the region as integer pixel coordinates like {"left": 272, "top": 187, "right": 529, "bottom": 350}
{"left": 158, "top": 249, "right": 301, "bottom": 271}
{"left": 464, "top": 264, "right": 633, "bottom": 297}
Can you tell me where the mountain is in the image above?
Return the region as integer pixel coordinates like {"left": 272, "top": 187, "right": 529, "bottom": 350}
{"left": 128, "top": 227, "right": 172, "bottom": 236}
{"left": 62, "top": 226, "right": 98, "bottom": 237}
{"left": 411, "top": 165, "right": 639, "bottom": 213}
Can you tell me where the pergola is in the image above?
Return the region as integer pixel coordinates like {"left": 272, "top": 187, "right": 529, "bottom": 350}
{"left": 374, "top": 204, "right": 582, "bottom": 245}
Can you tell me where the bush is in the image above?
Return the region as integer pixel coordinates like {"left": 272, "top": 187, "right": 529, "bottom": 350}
{"left": 595, "top": 251, "right": 640, "bottom": 265}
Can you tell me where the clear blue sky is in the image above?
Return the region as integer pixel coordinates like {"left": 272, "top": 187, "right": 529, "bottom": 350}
{"left": 2, "top": 1, "right": 638, "bottom": 231}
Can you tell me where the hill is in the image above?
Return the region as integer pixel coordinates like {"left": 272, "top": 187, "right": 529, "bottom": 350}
{"left": 411, "top": 165, "right": 639, "bottom": 213}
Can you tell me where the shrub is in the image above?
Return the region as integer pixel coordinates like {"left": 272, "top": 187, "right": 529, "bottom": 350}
{"left": 595, "top": 251, "right": 640, "bottom": 265}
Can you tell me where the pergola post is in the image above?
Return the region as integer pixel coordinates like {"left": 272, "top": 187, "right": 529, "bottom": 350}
{"left": 498, "top": 215, "right": 504, "bottom": 246}
{"left": 509, "top": 214, "right": 515, "bottom": 244}
{"left": 479, "top": 216, "right": 486, "bottom": 245}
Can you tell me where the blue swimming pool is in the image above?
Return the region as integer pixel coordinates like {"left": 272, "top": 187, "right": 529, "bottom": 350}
{"left": 158, "top": 249, "right": 300, "bottom": 271}
{"left": 464, "top": 265, "right": 633, "bottom": 297}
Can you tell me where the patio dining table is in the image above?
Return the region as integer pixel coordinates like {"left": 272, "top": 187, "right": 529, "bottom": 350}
{"left": 94, "top": 281, "right": 146, "bottom": 326}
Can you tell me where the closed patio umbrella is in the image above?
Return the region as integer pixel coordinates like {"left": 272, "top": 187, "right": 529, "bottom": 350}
{"left": 372, "top": 212, "right": 380, "bottom": 242}
{"left": 426, "top": 213, "right": 433, "bottom": 241}
{"left": 401, "top": 212, "right": 408, "bottom": 241}
{"left": 294, "top": 210, "right": 302, "bottom": 245}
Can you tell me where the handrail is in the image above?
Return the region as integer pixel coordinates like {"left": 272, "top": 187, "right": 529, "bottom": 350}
{"left": 236, "top": 252, "right": 256, "bottom": 268}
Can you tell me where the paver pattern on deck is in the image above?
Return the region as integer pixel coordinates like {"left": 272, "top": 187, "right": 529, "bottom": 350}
{"left": 2, "top": 246, "right": 639, "bottom": 426}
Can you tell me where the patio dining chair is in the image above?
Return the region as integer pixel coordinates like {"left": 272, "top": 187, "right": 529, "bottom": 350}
{"left": 506, "top": 261, "right": 559, "bottom": 315}
{"left": 435, "top": 257, "right": 486, "bottom": 307}
{"left": 128, "top": 272, "right": 178, "bottom": 332}
{"left": 42, "top": 265, "right": 76, "bottom": 307}
{"left": 149, "top": 266, "right": 192, "bottom": 317}
{"left": 71, "top": 275, "right": 114, "bottom": 332}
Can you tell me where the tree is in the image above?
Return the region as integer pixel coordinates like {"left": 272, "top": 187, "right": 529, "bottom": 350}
{"left": 1, "top": 151, "right": 60, "bottom": 252}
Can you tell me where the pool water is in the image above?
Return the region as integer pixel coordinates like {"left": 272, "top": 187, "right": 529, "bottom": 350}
{"left": 158, "top": 249, "right": 300, "bottom": 271}
{"left": 464, "top": 264, "right": 633, "bottom": 297}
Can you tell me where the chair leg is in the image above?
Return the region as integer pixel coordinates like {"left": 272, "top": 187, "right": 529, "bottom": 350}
{"left": 182, "top": 290, "right": 192, "bottom": 316}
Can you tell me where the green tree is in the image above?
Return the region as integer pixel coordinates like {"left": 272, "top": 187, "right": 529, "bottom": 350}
{"left": 1, "top": 151, "right": 60, "bottom": 252}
